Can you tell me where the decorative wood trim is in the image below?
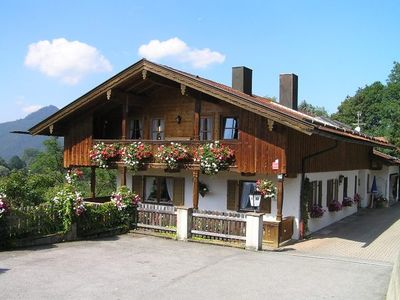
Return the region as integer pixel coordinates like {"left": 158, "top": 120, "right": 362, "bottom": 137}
{"left": 180, "top": 83, "right": 187, "bottom": 96}
{"left": 142, "top": 69, "right": 148, "bottom": 80}
{"left": 267, "top": 119, "right": 274, "bottom": 131}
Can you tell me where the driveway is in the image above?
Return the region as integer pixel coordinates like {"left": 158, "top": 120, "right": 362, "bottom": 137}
{"left": 0, "top": 234, "right": 392, "bottom": 300}
{"left": 283, "top": 203, "right": 400, "bottom": 263}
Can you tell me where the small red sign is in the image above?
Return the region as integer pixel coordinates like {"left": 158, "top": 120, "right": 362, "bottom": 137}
{"left": 272, "top": 159, "right": 279, "bottom": 170}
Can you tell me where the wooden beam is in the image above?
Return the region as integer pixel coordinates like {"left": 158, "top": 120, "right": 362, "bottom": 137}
{"left": 192, "top": 170, "right": 200, "bottom": 209}
{"left": 276, "top": 174, "right": 284, "bottom": 222}
{"left": 119, "top": 165, "right": 127, "bottom": 186}
{"left": 193, "top": 98, "right": 201, "bottom": 140}
{"left": 91, "top": 166, "right": 96, "bottom": 200}
{"left": 121, "top": 96, "right": 128, "bottom": 140}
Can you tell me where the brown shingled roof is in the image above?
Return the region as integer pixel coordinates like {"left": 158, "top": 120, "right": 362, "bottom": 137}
{"left": 28, "top": 58, "right": 395, "bottom": 149}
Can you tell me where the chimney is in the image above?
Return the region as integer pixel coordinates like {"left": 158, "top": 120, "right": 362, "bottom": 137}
{"left": 232, "top": 66, "right": 252, "bottom": 95}
{"left": 279, "top": 74, "right": 298, "bottom": 110}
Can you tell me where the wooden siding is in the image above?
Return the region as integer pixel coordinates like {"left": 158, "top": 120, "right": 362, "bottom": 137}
{"left": 62, "top": 84, "right": 372, "bottom": 174}
{"left": 286, "top": 128, "right": 371, "bottom": 174}
{"left": 64, "top": 114, "right": 93, "bottom": 167}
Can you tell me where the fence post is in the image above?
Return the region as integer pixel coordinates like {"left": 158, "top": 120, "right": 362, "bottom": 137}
{"left": 245, "top": 212, "right": 264, "bottom": 251}
{"left": 176, "top": 207, "right": 192, "bottom": 241}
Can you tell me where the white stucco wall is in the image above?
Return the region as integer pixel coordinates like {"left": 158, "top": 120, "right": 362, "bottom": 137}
{"left": 121, "top": 168, "right": 387, "bottom": 239}
{"left": 306, "top": 170, "right": 359, "bottom": 234}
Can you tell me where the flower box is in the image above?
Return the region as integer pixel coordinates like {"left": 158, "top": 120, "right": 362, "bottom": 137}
{"left": 310, "top": 205, "right": 325, "bottom": 218}
{"left": 328, "top": 200, "right": 342, "bottom": 212}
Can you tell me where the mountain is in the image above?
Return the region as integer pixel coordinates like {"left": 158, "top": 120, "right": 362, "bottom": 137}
{"left": 0, "top": 105, "right": 59, "bottom": 160}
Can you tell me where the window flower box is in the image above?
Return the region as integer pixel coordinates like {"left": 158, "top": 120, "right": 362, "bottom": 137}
{"left": 309, "top": 205, "right": 325, "bottom": 218}
{"left": 342, "top": 197, "right": 353, "bottom": 207}
{"left": 122, "top": 142, "right": 153, "bottom": 173}
{"left": 155, "top": 142, "right": 191, "bottom": 171}
{"left": 90, "top": 142, "right": 123, "bottom": 168}
{"left": 328, "top": 200, "right": 342, "bottom": 212}
{"left": 194, "top": 141, "right": 235, "bottom": 175}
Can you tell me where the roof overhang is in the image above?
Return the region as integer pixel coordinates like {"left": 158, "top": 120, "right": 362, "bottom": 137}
{"left": 28, "top": 59, "right": 395, "bottom": 150}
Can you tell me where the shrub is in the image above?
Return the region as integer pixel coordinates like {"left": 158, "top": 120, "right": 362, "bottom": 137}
{"left": 76, "top": 202, "right": 130, "bottom": 237}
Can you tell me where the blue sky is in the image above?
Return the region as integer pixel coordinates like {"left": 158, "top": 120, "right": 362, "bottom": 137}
{"left": 1, "top": 0, "right": 399, "bottom": 123}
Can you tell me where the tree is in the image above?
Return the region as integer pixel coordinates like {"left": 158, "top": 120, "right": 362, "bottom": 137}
{"left": 22, "top": 148, "right": 40, "bottom": 167}
{"left": 332, "top": 62, "right": 400, "bottom": 155}
{"left": 29, "top": 137, "right": 64, "bottom": 183}
{"left": 0, "top": 157, "right": 9, "bottom": 169}
{"left": 8, "top": 155, "right": 26, "bottom": 170}
{"left": 0, "top": 166, "right": 10, "bottom": 177}
{"left": 298, "top": 100, "right": 330, "bottom": 117}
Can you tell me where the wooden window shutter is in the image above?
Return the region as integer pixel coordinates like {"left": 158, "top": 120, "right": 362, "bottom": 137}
{"left": 259, "top": 197, "right": 271, "bottom": 213}
{"left": 173, "top": 177, "right": 185, "bottom": 206}
{"left": 132, "top": 175, "right": 143, "bottom": 198}
{"left": 227, "top": 180, "right": 239, "bottom": 211}
{"left": 318, "top": 181, "right": 322, "bottom": 206}
{"left": 327, "top": 179, "right": 333, "bottom": 206}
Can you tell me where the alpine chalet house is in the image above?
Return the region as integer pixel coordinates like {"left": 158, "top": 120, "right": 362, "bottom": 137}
{"left": 29, "top": 59, "right": 396, "bottom": 241}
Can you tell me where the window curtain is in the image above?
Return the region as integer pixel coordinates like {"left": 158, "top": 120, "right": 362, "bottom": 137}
{"left": 240, "top": 182, "right": 254, "bottom": 209}
{"left": 166, "top": 178, "right": 174, "bottom": 201}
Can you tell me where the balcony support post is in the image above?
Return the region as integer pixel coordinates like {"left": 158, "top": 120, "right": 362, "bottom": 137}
{"left": 192, "top": 169, "right": 200, "bottom": 209}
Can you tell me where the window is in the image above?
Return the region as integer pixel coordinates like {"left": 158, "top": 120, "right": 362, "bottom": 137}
{"left": 221, "top": 117, "right": 238, "bottom": 139}
{"left": 310, "top": 180, "right": 322, "bottom": 207}
{"left": 129, "top": 119, "right": 143, "bottom": 139}
{"left": 151, "top": 118, "right": 165, "bottom": 140}
{"left": 239, "top": 181, "right": 257, "bottom": 211}
{"left": 144, "top": 176, "right": 174, "bottom": 205}
{"left": 200, "top": 116, "right": 213, "bottom": 140}
{"left": 327, "top": 179, "right": 339, "bottom": 205}
{"left": 343, "top": 177, "right": 348, "bottom": 197}
{"left": 227, "top": 180, "right": 271, "bottom": 213}
{"left": 354, "top": 175, "right": 358, "bottom": 194}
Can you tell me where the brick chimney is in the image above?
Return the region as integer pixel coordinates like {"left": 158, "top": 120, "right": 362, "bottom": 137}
{"left": 232, "top": 66, "right": 252, "bottom": 95}
{"left": 279, "top": 74, "right": 298, "bottom": 110}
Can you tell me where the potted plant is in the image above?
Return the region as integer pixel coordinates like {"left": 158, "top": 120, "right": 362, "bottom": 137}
{"left": 328, "top": 199, "right": 342, "bottom": 212}
{"left": 256, "top": 179, "right": 277, "bottom": 200}
{"left": 342, "top": 197, "right": 353, "bottom": 207}
{"left": 194, "top": 141, "right": 235, "bottom": 175}
{"left": 309, "top": 205, "right": 325, "bottom": 218}
{"left": 89, "top": 142, "right": 123, "bottom": 168}
{"left": 123, "top": 142, "right": 153, "bottom": 173}
{"left": 156, "top": 142, "right": 191, "bottom": 170}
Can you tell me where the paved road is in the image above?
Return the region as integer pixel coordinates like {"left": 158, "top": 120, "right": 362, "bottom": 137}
{"left": 283, "top": 203, "right": 400, "bottom": 263}
{"left": 0, "top": 234, "right": 392, "bottom": 300}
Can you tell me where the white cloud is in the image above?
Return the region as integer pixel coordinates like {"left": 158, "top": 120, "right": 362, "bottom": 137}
{"left": 25, "top": 38, "right": 112, "bottom": 84}
{"left": 138, "top": 37, "right": 225, "bottom": 69}
{"left": 22, "top": 104, "right": 43, "bottom": 114}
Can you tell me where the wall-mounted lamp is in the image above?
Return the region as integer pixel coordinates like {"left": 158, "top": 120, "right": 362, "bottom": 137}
{"left": 175, "top": 115, "right": 182, "bottom": 124}
{"left": 338, "top": 175, "right": 344, "bottom": 184}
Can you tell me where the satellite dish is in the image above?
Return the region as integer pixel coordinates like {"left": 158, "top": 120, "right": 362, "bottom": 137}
{"left": 355, "top": 126, "right": 361, "bottom": 132}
